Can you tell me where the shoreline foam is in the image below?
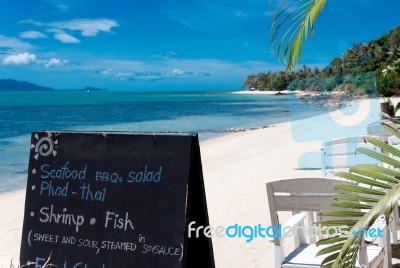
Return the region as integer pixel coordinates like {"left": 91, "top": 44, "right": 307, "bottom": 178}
{"left": 232, "top": 90, "right": 300, "bottom": 95}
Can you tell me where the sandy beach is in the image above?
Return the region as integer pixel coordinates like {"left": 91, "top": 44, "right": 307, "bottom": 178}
{"left": 0, "top": 98, "right": 386, "bottom": 267}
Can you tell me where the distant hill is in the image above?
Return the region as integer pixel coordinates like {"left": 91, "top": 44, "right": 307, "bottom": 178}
{"left": 0, "top": 79, "right": 108, "bottom": 92}
{"left": 0, "top": 79, "right": 55, "bottom": 92}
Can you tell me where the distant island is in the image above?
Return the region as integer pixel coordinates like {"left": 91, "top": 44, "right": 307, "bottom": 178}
{"left": 0, "top": 79, "right": 108, "bottom": 92}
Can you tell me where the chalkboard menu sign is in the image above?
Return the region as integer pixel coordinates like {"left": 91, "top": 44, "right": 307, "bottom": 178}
{"left": 20, "top": 131, "right": 215, "bottom": 268}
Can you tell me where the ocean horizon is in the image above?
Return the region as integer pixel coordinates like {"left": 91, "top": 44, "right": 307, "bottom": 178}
{"left": 0, "top": 90, "right": 326, "bottom": 192}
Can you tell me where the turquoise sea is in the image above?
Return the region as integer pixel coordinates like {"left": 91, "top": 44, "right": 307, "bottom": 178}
{"left": 0, "top": 90, "right": 325, "bottom": 192}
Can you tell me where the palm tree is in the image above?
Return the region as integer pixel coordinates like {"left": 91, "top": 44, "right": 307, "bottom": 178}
{"left": 364, "top": 42, "right": 382, "bottom": 61}
{"left": 242, "top": 74, "right": 258, "bottom": 90}
{"left": 387, "top": 45, "right": 400, "bottom": 62}
{"left": 342, "top": 46, "right": 361, "bottom": 73}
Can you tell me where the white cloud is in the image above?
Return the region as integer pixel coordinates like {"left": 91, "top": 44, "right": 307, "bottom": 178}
{"left": 94, "top": 58, "right": 276, "bottom": 79}
{"left": 2, "top": 52, "right": 68, "bottom": 68}
{"left": 22, "top": 18, "right": 119, "bottom": 38}
{"left": 3, "top": 52, "right": 37, "bottom": 65}
{"left": 57, "top": 4, "right": 69, "bottom": 12}
{"left": 100, "top": 68, "right": 135, "bottom": 80}
{"left": 20, "top": 31, "right": 47, "bottom": 39}
{"left": 157, "top": 51, "right": 179, "bottom": 60}
{"left": 100, "top": 67, "right": 210, "bottom": 81}
{"left": 158, "top": 1, "right": 267, "bottom": 34}
{"left": 57, "top": 57, "right": 278, "bottom": 88}
{"left": 0, "top": 35, "right": 32, "bottom": 52}
{"left": 168, "top": 69, "right": 184, "bottom": 76}
{"left": 99, "top": 68, "right": 113, "bottom": 76}
{"left": 48, "top": 29, "right": 80, "bottom": 43}
{"left": 40, "top": 0, "right": 70, "bottom": 12}
{"left": 51, "top": 18, "right": 119, "bottom": 37}
{"left": 234, "top": 10, "right": 248, "bottom": 17}
{"left": 44, "top": 58, "right": 69, "bottom": 68}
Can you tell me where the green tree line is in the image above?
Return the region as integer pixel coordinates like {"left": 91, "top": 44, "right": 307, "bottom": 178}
{"left": 243, "top": 26, "right": 400, "bottom": 96}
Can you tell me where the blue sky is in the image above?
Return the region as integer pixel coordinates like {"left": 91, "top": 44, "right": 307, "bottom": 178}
{"left": 0, "top": 0, "right": 399, "bottom": 90}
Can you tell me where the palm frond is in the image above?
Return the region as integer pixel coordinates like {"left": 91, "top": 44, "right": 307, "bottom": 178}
{"left": 349, "top": 166, "right": 399, "bottom": 184}
{"left": 318, "top": 220, "right": 359, "bottom": 226}
{"left": 326, "top": 182, "right": 400, "bottom": 267}
{"left": 356, "top": 147, "right": 400, "bottom": 167}
{"left": 354, "top": 164, "right": 400, "bottom": 177}
{"left": 320, "top": 251, "right": 340, "bottom": 267}
{"left": 383, "top": 122, "right": 400, "bottom": 138}
{"left": 333, "top": 193, "right": 378, "bottom": 203}
{"left": 333, "top": 182, "right": 385, "bottom": 196}
{"left": 364, "top": 136, "right": 400, "bottom": 158}
{"left": 316, "top": 130, "right": 400, "bottom": 267}
{"left": 271, "top": 0, "right": 327, "bottom": 71}
{"left": 320, "top": 210, "right": 365, "bottom": 217}
{"left": 317, "top": 236, "right": 347, "bottom": 246}
{"left": 316, "top": 242, "right": 346, "bottom": 256}
{"left": 334, "top": 172, "right": 391, "bottom": 189}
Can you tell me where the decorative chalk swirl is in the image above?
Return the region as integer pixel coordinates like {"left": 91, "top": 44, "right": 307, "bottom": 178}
{"left": 35, "top": 137, "right": 54, "bottom": 157}
{"left": 31, "top": 133, "right": 58, "bottom": 160}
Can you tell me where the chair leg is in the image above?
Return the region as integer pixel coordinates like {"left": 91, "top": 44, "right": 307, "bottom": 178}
{"left": 384, "top": 226, "right": 392, "bottom": 268}
{"left": 359, "top": 235, "right": 370, "bottom": 268}
{"left": 274, "top": 245, "right": 284, "bottom": 268}
{"left": 390, "top": 210, "right": 398, "bottom": 243}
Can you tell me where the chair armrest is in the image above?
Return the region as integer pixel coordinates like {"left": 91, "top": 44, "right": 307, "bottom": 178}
{"left": 364, "top": 215, "right": 386, "bottom": 244}
{"left": 359, "top": 215, "right": 391, "bottom": 267}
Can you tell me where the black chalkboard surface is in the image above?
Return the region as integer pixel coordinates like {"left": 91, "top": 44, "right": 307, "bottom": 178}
{"left": 20, "top": 131, "right": 215, "bottom": 268}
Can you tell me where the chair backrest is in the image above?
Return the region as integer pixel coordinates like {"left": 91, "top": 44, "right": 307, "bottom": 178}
{"left": 367, "top": 121, "right": 390, "bottom": 142}
{"left": 267, "top": 177, "right": 349, "bottom": 246}
{"left": 387, "top": 135, "right": 400, "bottom": 171}
{"left": 267, "top": 177, "right": 341, "bottom": 212}
{"left": 388, "top": 135, "right": 400, "bottom": 147}
{"left": 321, "top": 136, "right": 381, "bottom": 177}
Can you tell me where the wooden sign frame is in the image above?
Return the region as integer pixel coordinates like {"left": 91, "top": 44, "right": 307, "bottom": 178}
{"left": 20, "top": 131, "right": 215, "bottom": 268}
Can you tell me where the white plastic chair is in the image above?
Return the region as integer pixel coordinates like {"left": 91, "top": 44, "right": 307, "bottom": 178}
{"left": 321, "top": 136, "right": 381, "bottom": 178}
{"left": 267, "top": 177, "right": 391, "bottom": 268}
